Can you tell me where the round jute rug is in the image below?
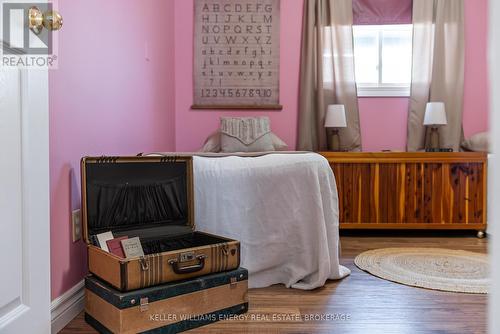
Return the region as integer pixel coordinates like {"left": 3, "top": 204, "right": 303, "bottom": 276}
{"left": 354, "top": 248, "right": 489, "bottom": 294}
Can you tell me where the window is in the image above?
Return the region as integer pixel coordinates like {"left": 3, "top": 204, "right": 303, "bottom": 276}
{"left": 353, "top": 24, "right": 413, "bottom": 97}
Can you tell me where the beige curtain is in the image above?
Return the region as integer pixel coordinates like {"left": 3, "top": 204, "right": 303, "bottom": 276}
{"left": 407, "top": 0, "right": 465, "bottom": 152}
{"left": 298, "top": 0, "right": 361, "bottom": 152}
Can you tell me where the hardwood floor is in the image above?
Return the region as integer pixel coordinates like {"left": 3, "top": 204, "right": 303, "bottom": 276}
{"left": 61, "top": 233, "right": 488, "bottom": 334}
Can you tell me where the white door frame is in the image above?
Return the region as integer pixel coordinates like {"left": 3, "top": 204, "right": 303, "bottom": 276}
{"left": 0, "top": 30, "right": 51, "bottom": 334}
{"left": 489, "top": 0, "right": 500, "bottom": 332}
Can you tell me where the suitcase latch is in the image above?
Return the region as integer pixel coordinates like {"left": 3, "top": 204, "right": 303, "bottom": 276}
{"left": 140, "top": 297, "right": 149, "bottom": 312}
{"left": 230, "top": 276, "right": 237, "bottom": 289}
{"left": 139, "top": 256, "right": 149, "bottom": 271}
{"left": 179, "top": 251, "right": 195, "bottom": 263}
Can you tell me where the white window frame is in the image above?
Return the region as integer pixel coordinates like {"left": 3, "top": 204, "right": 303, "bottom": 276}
{"left": 357, "top": 84, "right": 411, "bottom": 97}
{"left": 353, "top": 24, "right": 413, "bottom": 97}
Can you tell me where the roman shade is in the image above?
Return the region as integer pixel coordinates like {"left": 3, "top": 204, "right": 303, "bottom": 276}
{"left": 353, "top": 0, "right": 413, "bottom": 25}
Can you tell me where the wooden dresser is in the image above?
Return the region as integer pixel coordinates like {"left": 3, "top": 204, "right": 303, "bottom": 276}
{"left": 320, "top": 152, "right": 487, "bottom": 235}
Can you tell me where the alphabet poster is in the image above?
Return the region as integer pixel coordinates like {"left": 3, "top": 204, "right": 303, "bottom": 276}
{"left": 193, "top": 0, "right": 281, "bottom": 109}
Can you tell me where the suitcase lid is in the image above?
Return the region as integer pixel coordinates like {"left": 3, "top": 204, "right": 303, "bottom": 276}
{"left": 81, "top": 156, "right": 194, "bottom": 245}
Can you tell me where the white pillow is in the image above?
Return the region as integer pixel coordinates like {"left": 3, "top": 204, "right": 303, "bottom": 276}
{"left": 270, "top": 133, "right": 288, "bottom": 151}
{"left": 461, "top": 132, "right": 489, "bottom": 152}
{"left": 200, "top": 131, "right": 221, "bottom": 153}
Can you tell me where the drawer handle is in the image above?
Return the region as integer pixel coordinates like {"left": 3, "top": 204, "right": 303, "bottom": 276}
{"left": 168, "top": 255, "right": 207, "bottom": 274}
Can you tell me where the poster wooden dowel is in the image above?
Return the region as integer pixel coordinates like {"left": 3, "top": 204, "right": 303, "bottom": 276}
{"left": 191, "top": 104, "right": 283, "bottom": 110}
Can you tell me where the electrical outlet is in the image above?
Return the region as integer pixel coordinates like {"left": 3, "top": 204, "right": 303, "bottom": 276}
{"left": 72, "top": 209, "right": 81, "bottom": 242}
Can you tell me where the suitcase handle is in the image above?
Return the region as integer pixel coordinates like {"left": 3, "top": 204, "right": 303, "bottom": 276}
{"left": 168, "top": 255, "right": 207, "bottom": 274}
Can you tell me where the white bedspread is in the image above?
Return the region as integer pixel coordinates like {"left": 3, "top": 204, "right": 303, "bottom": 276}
{"left": 193, "top": 152, "right": 350, "bottom": 290}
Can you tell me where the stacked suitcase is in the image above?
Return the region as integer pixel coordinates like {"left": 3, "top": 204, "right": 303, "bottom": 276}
{"left": 81, "top": 156, "right": 248, "bottom": 333}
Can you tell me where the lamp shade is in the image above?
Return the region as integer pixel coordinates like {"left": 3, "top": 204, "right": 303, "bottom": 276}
{"left": 423, "top": 102, "right": 447, "bottom": 126}
{"left": 325, "top": 105, "right": 347, "bottom": 128}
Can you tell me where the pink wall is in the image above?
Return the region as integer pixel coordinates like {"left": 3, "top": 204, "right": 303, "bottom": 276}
{"left": 173, "top": 0, "right": 489, "bottom": 152}
{"left": 49, "top": 0, "right": 175, "bottom": 299}
{"left": 463, "top": 0, "right": 490, "bottom": 137}
{"left": 359, "top": 98, "right": 409, "bottom": 151}
{"left": 174, "top": 0, "right": 303, "bottom": 151}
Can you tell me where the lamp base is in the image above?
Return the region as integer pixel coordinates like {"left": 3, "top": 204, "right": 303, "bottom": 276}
{"left": 328, "top": 130, "right": 341, "bottom": 152}
{"left": 427, "top": 127, "right": 440, "bottom": 150}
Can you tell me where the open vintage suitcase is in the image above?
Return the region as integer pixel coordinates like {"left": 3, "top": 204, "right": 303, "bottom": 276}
{"left": 85, "top": 268, "right": 249, "bottom": 334}
{"left": 81, "top": 156, "right": 241, "bottom": 291}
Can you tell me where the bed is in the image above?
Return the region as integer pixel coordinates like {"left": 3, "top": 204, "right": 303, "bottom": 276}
{"left": 151, "top": 152, "right": 350, "bottom": 289}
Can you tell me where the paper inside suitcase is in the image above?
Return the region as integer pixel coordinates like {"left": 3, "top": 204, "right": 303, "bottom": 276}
{"left": 81, "top": 156, "right": 240, "bottom": 291}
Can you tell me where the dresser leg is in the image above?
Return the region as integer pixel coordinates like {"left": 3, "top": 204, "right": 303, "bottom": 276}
{"left": 477, "top": 231, "right": 486, "bottom": 239}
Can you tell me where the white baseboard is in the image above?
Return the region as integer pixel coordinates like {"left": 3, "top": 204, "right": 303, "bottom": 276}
{"left": 51, "top": 280, "right": 85, "bottom": 333}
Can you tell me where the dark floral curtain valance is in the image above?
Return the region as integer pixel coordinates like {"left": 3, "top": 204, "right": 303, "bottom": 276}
{"left": 353, "top": 0, "right": 413, "bottom": 25}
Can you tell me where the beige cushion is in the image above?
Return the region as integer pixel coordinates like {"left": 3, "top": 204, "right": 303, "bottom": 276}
{"left": 201, "top": 131, "right": 288, "bottom": 152}
{"left": 200, "top": 117, "right": 289, "bottom": 153}
{"left": 221, "top": 134, "right": 274, "bottom": 153}
{"left": 220, "top": 117, "right": 275, "bottom": 153}
{"left": 461, "top": 132, "right": 489, "bottom": 152}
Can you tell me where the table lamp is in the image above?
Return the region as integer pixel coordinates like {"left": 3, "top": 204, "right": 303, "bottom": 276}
{"left": 423, "top": 102, "right": 447, "bottom": 151}
{"left": 325, "top": 104, "right": 347, "bottom": 151}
